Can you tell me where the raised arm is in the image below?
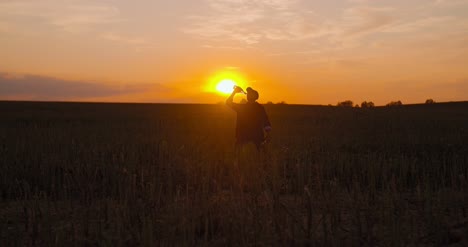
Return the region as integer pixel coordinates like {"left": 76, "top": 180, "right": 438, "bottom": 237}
{"left": 226, "top": 86, "right": 243, "bottom": 110}
{"left": 226, "top": 91, "right": 236, "bottom": 108}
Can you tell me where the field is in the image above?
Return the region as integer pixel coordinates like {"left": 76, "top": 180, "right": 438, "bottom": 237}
{"left": 1, "top": 101, "right": 467, "bottom": 246}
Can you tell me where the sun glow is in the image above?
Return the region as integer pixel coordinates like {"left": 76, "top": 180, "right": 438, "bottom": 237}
{"left": 205, "top": 69, "right": 247, "bottom": 95}
{"left": 216, "top": 79, "right": 236, "bottom": 94}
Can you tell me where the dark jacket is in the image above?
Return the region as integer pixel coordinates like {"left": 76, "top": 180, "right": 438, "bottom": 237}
{"left": 227, "top": 101, "right": 271, "bottom": 145}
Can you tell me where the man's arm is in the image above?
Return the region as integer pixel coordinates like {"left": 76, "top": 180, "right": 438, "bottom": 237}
{"left": 226, "top": 86, "right": 242, "bottom": 110}
{"left": 226, "top": 91, "right": 236, "bottom": 107}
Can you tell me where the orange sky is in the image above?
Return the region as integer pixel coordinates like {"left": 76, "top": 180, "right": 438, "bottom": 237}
{"left": 1, "top": 0, "right": 468, "bottom": 105}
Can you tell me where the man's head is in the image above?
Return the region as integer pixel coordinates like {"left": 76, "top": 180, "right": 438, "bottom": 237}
{"left": 246, "top": 87, "right": 259, "bottom": 102}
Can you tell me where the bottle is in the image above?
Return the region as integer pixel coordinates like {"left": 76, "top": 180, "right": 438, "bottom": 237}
{"left": 233, "top": 85, "right": 247, "bottom": 94}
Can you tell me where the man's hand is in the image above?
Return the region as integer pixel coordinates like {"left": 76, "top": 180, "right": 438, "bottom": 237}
{"left": 263, "top": 131, "right": 271, "bottom": 144}
{"left": 263, "top": 127, "right": 272, "bottom": 144}
{"left": 226, "top": 86, "right": 241, "bottom": 108}
{"left": 233, "top": 86, "right": 243, "bottom": 94}
{"left": 264, "top": 133, "right": 271, "bottom": 144}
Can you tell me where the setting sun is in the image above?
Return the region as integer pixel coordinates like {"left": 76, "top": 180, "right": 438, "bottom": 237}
{"left": 216, "top": 79, "right": 236, "bottom": 94}
{"left": 203, "top": 68, "right": 248, "bottom": 96}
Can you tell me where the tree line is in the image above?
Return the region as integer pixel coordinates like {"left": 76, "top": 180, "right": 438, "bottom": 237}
{"left": 336, "top": 99, "right": 436, "bottom": 108}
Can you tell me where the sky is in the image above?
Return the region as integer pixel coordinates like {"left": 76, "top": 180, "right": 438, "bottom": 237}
{"left": 1, "top": 0, "right": 468, "bottom": 105}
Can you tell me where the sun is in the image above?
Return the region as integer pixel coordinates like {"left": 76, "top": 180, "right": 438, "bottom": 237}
{"left": 216, "top": 79, "right": 236, "bottom": 94}
{"left": 203, "top": 69, "right": 247, "bottom": 95}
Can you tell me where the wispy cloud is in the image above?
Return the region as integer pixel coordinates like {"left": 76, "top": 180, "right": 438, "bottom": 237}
{"left": 347, "top": 0, "right": 375, "bottom": 3}
{"left": 341, "top": 7, "right": 395, "bottom": 36}
{"left": 381, "top": 16, "right": 455, "bottom": 33}
{"left": 101, "top": 33, "right": 148, "bottom": 46}
{"left": 184, "top": 0, "right": 468, "bottom": 53}
{"left": 183, "top": 1, "right": 398, "bottom": 49}
{"left": 0, "top": 0, "right": 122, "bottom": 33}
{"left": 0, "top": 72, "right": 168, "bottom": 101}
{"left": 434, "top": 0, "right": 468, "bottom": 6}
{"left": 183, "top": 0, "right": 324, "bottom": 45}
{"left": 0, "top": 1, "right": 159, "bottom": 49}
{"left": 99, "top": 32, "right": 157, "bottom": 51}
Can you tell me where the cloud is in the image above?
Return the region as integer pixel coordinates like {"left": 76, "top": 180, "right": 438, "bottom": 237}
{"left": 99, "top": 32, "right": 157, "bottom": 50}
{"left": 0, "top": 1, "right": 157, "bottom": 49}
{"left": 100, "top": 33, "right": 148, "bottom": 46}
{"left": 381, "top": 16, "right": 455, "bottom": 33}
{"left": 184, "top": 1, "right": 398, "bottom": 49}
{"left": 0, "top": 72, "right": 169, "bottom": 101}
{"left": 434, "top": 0, "right": 468, "bottom": 6}
{"left": 0, "top": 0, "right": 121, "bottom": 33}
{"left": 184, "top": 0, "right": 467, "bottom": 53}
{"left": 341, "top": 7, "right": 395, "bottom": 36}
{"left": 183, "top": 0, "right": 325, "bottom": 44}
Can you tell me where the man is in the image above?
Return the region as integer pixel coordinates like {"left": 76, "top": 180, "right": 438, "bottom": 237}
{"left": 226, "top": 86, "right": 272, "bottom": 150}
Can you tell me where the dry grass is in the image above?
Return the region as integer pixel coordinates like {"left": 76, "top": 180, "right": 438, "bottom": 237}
{"left": 1, "top": 101, "right": 467, "bottom": 246}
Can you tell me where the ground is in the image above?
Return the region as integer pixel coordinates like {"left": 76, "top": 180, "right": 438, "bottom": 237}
{"left": 1, "top": 101, "right": 467, "bottom": 246}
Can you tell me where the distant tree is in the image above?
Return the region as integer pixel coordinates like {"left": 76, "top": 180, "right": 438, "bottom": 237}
{"left": 425, "top": 99, "right": 435, "bottom": 104}
{"left": 337, "top": 100, "right": 354, "bottom": 107}
{"left": 355, "top": 104, "right": 360, "bottom": 108}
{"left": 361, "top": 101, "right": 375, "bottom": 108}
{"left": 277, "top": 101, "right": 287, "bottom": 105}
{"left": 266, "top": 101, "right": 274, "bottom": 105}
{"left": 386, "top": 100, "right": 403, "bottom": 107}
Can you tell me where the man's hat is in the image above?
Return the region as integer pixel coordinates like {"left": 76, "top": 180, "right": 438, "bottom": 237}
{"left": 246, "top": 87, "right": 259, "bottom": 100}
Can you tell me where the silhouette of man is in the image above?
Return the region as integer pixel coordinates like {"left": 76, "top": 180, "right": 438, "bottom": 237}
{"left": 226, "top": 86, "right": 271, "bottom": 150}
